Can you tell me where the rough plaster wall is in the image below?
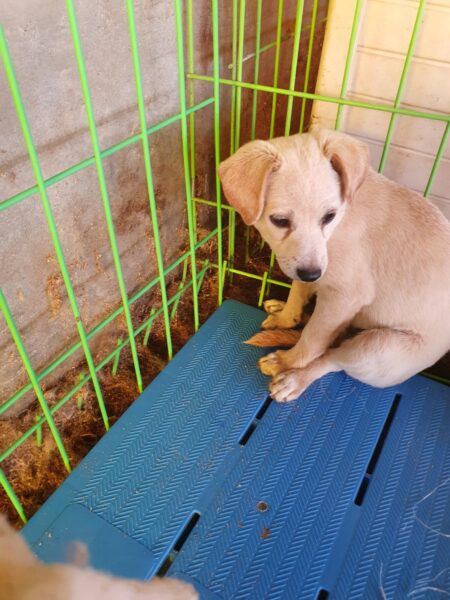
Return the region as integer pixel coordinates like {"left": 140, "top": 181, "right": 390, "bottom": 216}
{"left": 0, "top": 0, "right": 327, "bottom": 412}
{"left": 0, "top": 0, "right": 191, "bottom": 412}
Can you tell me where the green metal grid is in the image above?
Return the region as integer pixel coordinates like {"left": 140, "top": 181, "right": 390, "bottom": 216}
{"left": 0, "top": 0, "right": 449, "bottom": 523}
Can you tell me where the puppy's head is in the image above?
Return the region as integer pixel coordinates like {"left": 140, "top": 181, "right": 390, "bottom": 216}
{"left": 218, "top": 127, "right": 369, "bottom": 282}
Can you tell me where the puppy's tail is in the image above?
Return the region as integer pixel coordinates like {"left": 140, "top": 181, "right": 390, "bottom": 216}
{"left": 245, "top": 329, "right": 301, "bottom": 347}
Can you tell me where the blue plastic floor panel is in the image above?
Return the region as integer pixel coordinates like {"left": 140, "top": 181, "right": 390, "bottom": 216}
{"left": 22, "top": 300, "right": 450, "bottom": 598}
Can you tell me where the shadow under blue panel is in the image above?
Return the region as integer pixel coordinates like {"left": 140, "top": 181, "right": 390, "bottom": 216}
{"left": 22, "top": 300, "right": 450, "bottom": 599}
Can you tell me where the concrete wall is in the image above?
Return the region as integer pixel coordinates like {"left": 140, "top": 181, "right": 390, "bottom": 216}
{"left": 0, "top": 0, "right": 328, "bottom": 413}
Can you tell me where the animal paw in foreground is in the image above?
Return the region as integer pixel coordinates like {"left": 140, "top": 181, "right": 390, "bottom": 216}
{"left": 263, "top": 299, "right": 286, "bottom": 314}
{"left": 258, "top": 351, "right": 286, "bottom": 376}
{"left": 261, "top": 299, "right": 299, "bottom": 330}
{"left": 269, "top": 369, "right": 310, "bottom": 403}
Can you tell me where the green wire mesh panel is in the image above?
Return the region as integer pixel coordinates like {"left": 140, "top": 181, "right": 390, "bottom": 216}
{"left": 0, "top": 0, "right": 449, "bottom": 524}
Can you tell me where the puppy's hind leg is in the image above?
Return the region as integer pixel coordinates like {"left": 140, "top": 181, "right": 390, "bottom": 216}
{"left": 269, "top": 328, "right": 426, "bottom": 402}
{"left": 330, "top": 327, "right": 426, "bottom": 387}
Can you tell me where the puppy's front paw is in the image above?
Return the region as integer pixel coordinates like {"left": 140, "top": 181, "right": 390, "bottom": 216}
{"left": 261, "top": 312, "right": 299, "bottom": 330}
{"left": 269, "top": 370, "right": 305, "bottom": 403}
{"left": 263, "top": 299, "right": 286, "bottom": 314}
{"left": 258, "top": 351, "right": 286, "bottom": 377}
{"left": 262, "top": 299, "right": 300, "bottom": 330}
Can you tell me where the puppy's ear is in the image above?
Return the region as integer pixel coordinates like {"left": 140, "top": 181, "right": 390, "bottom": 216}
{"left": 311, "top": 127, "right": 369, "bottom": 202}
{"left": 218, "top": 140, "right": 282, "bottom": 225}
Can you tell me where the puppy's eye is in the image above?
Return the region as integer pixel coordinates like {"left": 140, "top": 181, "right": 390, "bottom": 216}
{"left": 270, "top": 215, "right": 291, "bottom": 228}
{"left": 321, "top": 211, "right": 336, "bottom": 226}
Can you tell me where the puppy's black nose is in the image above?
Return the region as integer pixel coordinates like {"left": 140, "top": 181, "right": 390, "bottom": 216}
{"left": 296, "top": 268, "right": 322, "bottom": 282}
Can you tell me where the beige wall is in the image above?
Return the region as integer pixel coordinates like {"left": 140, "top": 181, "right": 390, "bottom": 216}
{"left": 312, "top": 0, "right": 450, "bottom": 219}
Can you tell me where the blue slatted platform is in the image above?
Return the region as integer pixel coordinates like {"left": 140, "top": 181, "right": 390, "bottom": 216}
{"left": 23, "top": 300, "right": 450, "bottom": 598}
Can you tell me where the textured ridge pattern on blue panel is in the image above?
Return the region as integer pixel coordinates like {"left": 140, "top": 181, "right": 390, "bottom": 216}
{"left": 22, "top": 301, "right": 450, "bottom": 599}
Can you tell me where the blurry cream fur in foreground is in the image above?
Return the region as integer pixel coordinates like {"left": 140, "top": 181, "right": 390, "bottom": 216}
{"left": 0, "top": 516, "right": 197, "bottom": 600}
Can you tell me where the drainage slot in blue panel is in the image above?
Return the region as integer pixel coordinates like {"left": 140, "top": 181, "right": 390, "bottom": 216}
{"left": 157, "top": 511, "right": 200, "bottom": 576}
{"left": 355, "top": 393, "right": 402, "bottom": 506}
{"left": 255, "top": 395, "right": 273, "bottom": 420}
{"left": 315, "top": 588, "right": 329, "bottom": 599}
{"left": 239, "top": 396, "right": 273, "bottom": 446}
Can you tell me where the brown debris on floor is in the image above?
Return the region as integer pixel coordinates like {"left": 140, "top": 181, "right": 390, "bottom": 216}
{"left": 0, "top": 344, "right": 167, "bottom": 529}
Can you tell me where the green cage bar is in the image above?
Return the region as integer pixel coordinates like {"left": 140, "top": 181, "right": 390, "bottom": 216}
{"left": 0, "top": 469, "right": 27, "bottom": 523}
{"left": 174, "top": 0, "right": 200, "bottom": 331}
{"left": 213, "top": 265, "right": 291, "bottom": 290}
{"left": 66, "top": 0, "right": 143, "bottom": 392}
{"left": 226, "top": 0, "right": 239, "bottom": 273}
{"left": 245, "top": 16, "right": 326, "bottom": 72}
{"left": 424, "top": 122, "right": 450, "bottom": 198}
{"left": 125, "top": 0, "right": 174, "bottom": 359}
{"left": 250, "top": 0, "right": 263, "bottom": 141}
{"left": 266, "top": 250, "right": 277, "bottom": 296}
{"left": 187, "top": 75, "right": 450, "bottom": 124}
{"left": 234, "top": 0, "right": 246, "bottom": 150}
{"left": 228, "top": 211, "right": 237, "bottom": 276}
{"left": 186, "top": 0, "right": 199, "bottom": 241}
{"left": 0, "top": 98, "right": 214, "bottom": 214}
{"left": 269, "top": 0, "right": 284, "bottom": 138}
{"left": 334, "top": 0, "right": 364, "bottom": 131}
{"left": 111, "top": 339, "right": 123, "bottom": 377}
{"left": 0, "top": 289, "right": 71, "bottom": 472}
{"left": 143, "top": 307, "right": 157, "bottom": 347}
{"left": 378, "top": 0, "right": 426, "bottom": 173}
{"left": 284, "top": 0, "right": 304, "bottom": 136}
{"left": 245, "top": 0, "right": 263, "bottom": 265}
{"left": 299, "top": 0, "right": 318, "bottom": 132}
{"left": 0, "top": 24, "right": 110, "bottom": 432}
{"left": 35, "top": 414, "right": 43, "bottom": 447}
{"left": 258, "top": 271, "right": 269, "bottom": 307}
{"left": 229, "top": 0, "right": 239, "bottom": 155}
{"left": 0, "top": 228, "right": 217, "bottom": 418}
{"left": 228, "top": 0, "right": 247, "bottom": 278}
{"left": 212, "top": 0, "right": 224, "bottom": 304}
{"left": 170, "top": 260, "right": 189, "bottom": 319}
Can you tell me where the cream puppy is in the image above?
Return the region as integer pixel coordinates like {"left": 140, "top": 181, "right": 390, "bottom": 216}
{"left": 0, "top": 517, "right": 197, "bottom": 600}
{"left": 219, "top": 128, "right": 450, "bottom": 402}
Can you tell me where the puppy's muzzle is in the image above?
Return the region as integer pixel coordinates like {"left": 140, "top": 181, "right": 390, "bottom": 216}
{"left": 296, "top": 268, "right": 322, "bottom": 282}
